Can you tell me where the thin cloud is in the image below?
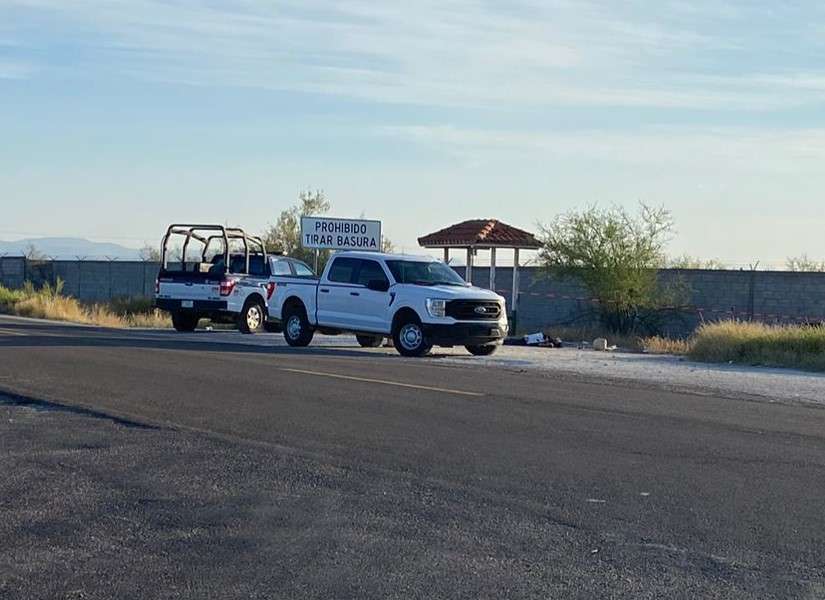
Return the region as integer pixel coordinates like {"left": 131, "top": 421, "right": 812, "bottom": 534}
{"left": 381, "top": 124, "right": 825, "bottom": 173}
{"left": 0, "top": 59, "right": 34, "bottom": 79}
{"left": 5, "top": 0, "right": 825, "bottom": 111}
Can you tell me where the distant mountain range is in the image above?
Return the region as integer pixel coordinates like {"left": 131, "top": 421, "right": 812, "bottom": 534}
{"left": 0, "top": 237, "right": 144, "bottom": 260}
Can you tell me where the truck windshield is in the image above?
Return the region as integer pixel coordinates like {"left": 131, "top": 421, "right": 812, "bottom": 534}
{"left": 386, "top": 260, "right": 467, "bottom": 286}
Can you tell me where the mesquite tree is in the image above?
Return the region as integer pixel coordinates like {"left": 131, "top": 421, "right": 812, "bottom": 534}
{"left": 538, "top": 203, "right": 674, "bottom": 334}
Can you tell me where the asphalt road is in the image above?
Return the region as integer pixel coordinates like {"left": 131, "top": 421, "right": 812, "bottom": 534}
{"left": 1, "top": 315, "right": 824, "bottom": 599}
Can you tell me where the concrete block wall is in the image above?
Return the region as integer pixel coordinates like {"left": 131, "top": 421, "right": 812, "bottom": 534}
{"left": 51, "top": 261, "right": 160, "bottom": 302}
{"left": 0, "top": 257, "right": 26, "bottom": 290}
{"left": 459, "top": 266, "right": 825, "bottom": 335}
{"left": 457, "top": 266, "right": 601, "bottom": 334}
{"left": 0, "top": 258, "right": 160, "bottom": 302}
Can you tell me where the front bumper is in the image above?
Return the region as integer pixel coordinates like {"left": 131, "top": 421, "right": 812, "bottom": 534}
{"left": 422, "top": 322, "right": 508, "bottom": 346}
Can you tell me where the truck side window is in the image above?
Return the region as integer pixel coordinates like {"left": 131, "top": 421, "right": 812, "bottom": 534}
{"left": 355, "top": 260, "right": 388, "bottom": 287}
{"left": 293, "top": 262, "right": 314, "bottom": 277}
{"left": 271, "top": 260, "right": 291, "bottom": 276}
{"left": 327, "top": 257, "right": 359, "bottom": 283}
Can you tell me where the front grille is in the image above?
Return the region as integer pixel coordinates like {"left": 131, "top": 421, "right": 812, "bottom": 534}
{"left": 445, "top": 300, "right": 502, "bottom": 321}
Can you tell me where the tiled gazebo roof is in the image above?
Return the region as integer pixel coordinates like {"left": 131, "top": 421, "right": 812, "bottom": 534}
{"left": 418, "top": 219, "right": 541, "bottom": 249}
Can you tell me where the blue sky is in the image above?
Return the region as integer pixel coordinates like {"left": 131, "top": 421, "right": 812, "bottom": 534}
{"left": 2, "top": 1, "right": 825, "bottom": 266}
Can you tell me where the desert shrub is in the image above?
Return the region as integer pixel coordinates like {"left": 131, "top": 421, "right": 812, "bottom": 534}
{"left": 538, "top": 203, "right": 681, "bottom": 334}
{"left": 690, "top": 320, "right": 825, "bottom": 371}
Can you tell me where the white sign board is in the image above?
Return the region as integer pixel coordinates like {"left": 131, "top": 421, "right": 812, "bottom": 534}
{"left": 300, "top": 216, "right": 382, "bottom": 251}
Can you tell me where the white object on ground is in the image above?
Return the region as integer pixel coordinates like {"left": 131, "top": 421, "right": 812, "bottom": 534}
{"left": 524, "top": 332, "right": 545, "bottom": 345}
{"left": 593, "top": 338, "right": 608, "bottom": 351}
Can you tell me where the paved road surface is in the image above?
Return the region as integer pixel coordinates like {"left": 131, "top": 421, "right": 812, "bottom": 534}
{"left": 1, "top": 315, "right": 824, "bottom": 599}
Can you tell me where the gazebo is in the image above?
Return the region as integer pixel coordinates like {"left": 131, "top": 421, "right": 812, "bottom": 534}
{"left": 418, "top": 219, "right": 542, "bottom": 332}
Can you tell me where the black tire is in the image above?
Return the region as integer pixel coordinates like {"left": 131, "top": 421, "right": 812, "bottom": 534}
{"left": 283, "top": 304, "right": 314, "bottom": 347}
{"left": 356, "top": 334, "right": 384, "bottom": 348}
{"left": 466, "top": 344, "right": 499, "bottom": 356}
{"left": 392, "top": 316, "right": 432, "bottom": 357}
{"left": 238, "top": 299, "right": 265, "bottom": 334}
{"left": 171, "top": 311, "right": 199, "bottom": 332}
{"left": 263, "top": 321, "right": 282, "bottom": 333}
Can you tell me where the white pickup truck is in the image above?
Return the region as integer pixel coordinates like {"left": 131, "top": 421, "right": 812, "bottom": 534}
{"left": 268, "top": 251, "right": 508, "bottom": 356}
{"left": 155, "top": 224, "right": 276, "bottom": 333}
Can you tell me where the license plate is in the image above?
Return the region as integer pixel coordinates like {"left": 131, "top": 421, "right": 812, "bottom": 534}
{"left": 181, "top": 300, "right": 194, "bottom": 308}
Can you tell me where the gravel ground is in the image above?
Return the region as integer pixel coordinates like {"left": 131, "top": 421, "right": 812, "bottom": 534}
{"left": 127, "top": 328, "right": 825, "bottom": 406}
{"left": 436, "top": 346, "right": 825, "bottom": 406}
{"left": 5, "top": 397, "right": 604, "bottom": 600}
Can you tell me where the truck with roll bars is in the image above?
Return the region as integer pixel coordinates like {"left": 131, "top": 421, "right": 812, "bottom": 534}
{"left": 154, "top": 224, "right": 277, "bottom": 333}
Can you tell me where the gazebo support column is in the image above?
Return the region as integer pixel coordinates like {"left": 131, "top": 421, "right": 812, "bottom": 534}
{"left": 511, "top": 248, "right": 520, "bottom": 335}
{"left": 489, "top": 247, "right": 496, "bottom": 291}
{"left": 466, "top": 248, "right": 473, "bottom": 284}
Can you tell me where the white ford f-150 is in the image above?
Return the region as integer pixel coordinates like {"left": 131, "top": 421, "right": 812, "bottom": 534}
{"left": 268, "top": 251, "right": 508, "bottom": 357}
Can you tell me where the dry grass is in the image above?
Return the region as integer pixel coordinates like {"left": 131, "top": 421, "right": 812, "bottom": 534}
{"left": 0, "top": 280, "right": 170, "bottom": 329}
{"left": 689, "top": 320, "right": 825, "bottom": 371}
{"left": 642, "top": 336, "right": 692, "bottom": 355}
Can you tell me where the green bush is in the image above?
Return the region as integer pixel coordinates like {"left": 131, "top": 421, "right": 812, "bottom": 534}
{"left": 537, "top": 203, "right": 678, "bottom": 334}
{"left": 0, "top": 285, "right": 25, "bottom": 309}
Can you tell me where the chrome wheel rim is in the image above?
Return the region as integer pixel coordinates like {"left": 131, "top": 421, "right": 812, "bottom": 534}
{"left": 246, "top": 306, "right": 262, "bottom": 330}
{"left": 287, "top": 315, "right": 302, "bottom": 339}
{"left": 399, "top": 323, "right": 423, "bottom": 351}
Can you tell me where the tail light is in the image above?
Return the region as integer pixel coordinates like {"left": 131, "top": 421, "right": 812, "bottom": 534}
{"left": 220, "top": 279, "right": 237, "bottom": 296}
{"left": 155, "top": 279, "right": 160, "bottom": 294}
{"left": 265, "top": 281, "right": 277, "bottom": 300}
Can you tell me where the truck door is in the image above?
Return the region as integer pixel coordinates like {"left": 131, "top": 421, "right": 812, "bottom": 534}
{"left": 349, "top": 259, "right": 392, "bottom": 333}
{"left": 317, "top": 257, "right": 359, "bottom": 328}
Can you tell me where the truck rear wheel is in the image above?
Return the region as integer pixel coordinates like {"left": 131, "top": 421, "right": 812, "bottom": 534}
{"left": 283, "top": 305, "right": 314, "bottom": 347}
{"left": 238, "top": 299, "right": 265, "bottom": 334}
{"left": 171, "top": 311, "right": 199, "bottom": 332}
{"left": 466, "top": 344, "right": 498, "bottom": 356}
{"left": 356, "top": 334, "right": 384, "bottom": 348}
{"left": 393, "top": 317, "right": 432, "bottom": 357}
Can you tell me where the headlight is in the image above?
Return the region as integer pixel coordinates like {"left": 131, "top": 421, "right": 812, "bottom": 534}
{"left": 426, "top": 298, "right": 447, "bottom": 318}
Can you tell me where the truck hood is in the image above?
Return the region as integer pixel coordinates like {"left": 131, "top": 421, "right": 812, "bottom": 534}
{"left": 398, "top": 283, "right": 504, "bottom": 302}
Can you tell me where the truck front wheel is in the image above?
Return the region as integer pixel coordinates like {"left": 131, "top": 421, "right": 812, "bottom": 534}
{"left": 171, "top": 311, "right": 199, "bottom": 332}
{"left": 393, "top": 318, "right": 432, "bottom": 357}
{"left": 283, "top": 306, "right": 314, "bottom": 347}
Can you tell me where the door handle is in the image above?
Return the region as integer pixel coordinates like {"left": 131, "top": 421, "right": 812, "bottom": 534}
{"left": 350, "top": 292, "right": 360, "bottom": 296}
{"left": 320, "top": 288, "right": 330, "bottom": 293}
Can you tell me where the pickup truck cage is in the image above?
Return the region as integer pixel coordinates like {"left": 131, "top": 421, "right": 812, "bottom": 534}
{"left": 160, "top": 224, "right": 270, "bottom": 276}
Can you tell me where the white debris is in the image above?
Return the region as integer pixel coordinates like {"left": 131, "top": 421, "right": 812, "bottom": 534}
{"left": 524, "top": 332, "right": 546, "bottom": 345}
{"left": 593, "top": 338, "right": 608, "bottom": 351}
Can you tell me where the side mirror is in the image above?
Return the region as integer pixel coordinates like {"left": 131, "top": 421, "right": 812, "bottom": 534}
{"left": 367, "top": 279, "right": 390, "bottom": 292}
